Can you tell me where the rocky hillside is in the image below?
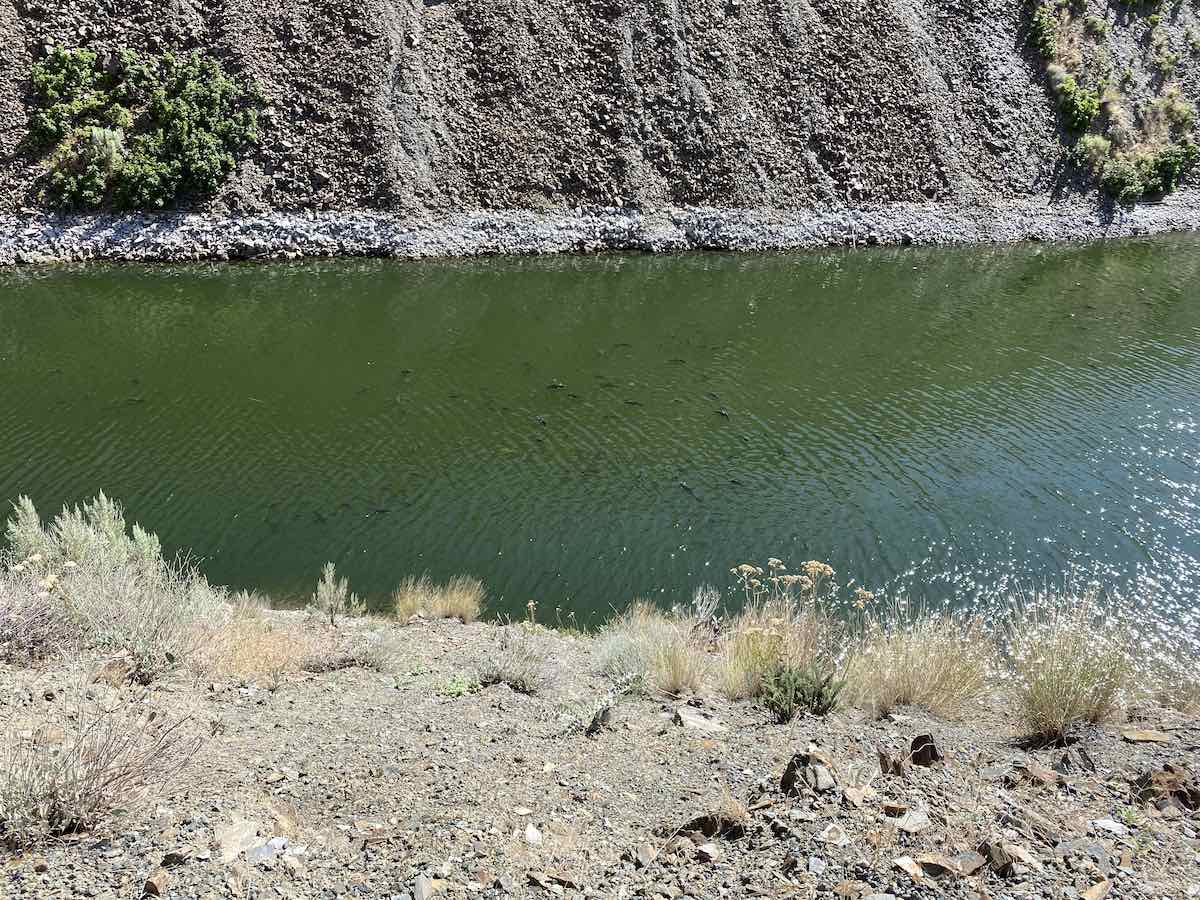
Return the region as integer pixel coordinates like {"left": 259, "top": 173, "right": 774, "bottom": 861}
{"left": 2, "top": 0, "right": 1198, "bottom": 218}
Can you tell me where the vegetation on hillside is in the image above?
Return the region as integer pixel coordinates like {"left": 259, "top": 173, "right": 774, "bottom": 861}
{"left": 1028, "top": 0, "right": 1199, "bottom": 203}
{"left": 28, "top": 46, "right": 261, "bottom": 210}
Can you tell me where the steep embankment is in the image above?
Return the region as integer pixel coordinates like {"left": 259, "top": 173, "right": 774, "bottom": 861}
{"left": 1, "top": 0, "right": 1200, "bottom": 261}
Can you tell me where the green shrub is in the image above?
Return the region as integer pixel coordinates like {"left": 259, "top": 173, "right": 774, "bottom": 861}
{"left": 1074, "top": 133, "right": 1112, "bottom": 177}
{"left": 761, "top": 663, "right": 844, "bottom": 723}
{"left": 1056, "top": 76, "right": 1100, "bottom": 131}
{"left": 1030, "top": 4, "right": 1060, "bottom": 59}
{"left": 1143, "top": 142, "right": 1199, "bottom": 194}
{"left": 28, "top": 46, "right": 261, "bottom": 210}
{"left": 1101, "top": 156, "right": 1146, "bottom": 203}
{"left": 1084, "top": 15, "right": 1108, "bottom": 37}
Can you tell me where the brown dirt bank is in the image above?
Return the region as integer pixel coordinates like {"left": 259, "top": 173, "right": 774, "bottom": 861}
{"left": 3, "top": 614, "right": 1198, "bottom": 900}
{"left": 2, "top": 0, "right": 1200, "bottom": 220}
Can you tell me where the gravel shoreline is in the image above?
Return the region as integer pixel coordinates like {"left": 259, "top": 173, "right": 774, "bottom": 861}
{"left": 3, "top": 194, "right": 1200, "bottom": 265}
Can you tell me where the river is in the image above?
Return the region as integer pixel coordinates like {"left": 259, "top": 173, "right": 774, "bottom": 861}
{"left": 2, "top": 237, "right": 1198, "bottom": 630}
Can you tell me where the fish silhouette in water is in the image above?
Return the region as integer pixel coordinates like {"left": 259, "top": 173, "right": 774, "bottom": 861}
{"left": 679, "top": 481, "right": 701, "bottom": 502}
{"left": 534, "top": 415, "right": 547, "bottom": 426}
{"left": 548, "top": 380, "right": 565, "bottom": 390}
{"left": 717, "top": 407, "right": 730, "bottom": 418}
{"left": 624, "top": 399, "right": 643, "bottom": 407}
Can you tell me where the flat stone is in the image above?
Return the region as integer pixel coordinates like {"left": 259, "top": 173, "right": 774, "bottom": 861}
{"left": 817, "top": 823, "right": 851, "bottom": 847}
{"left": 635, "top": 842, "right": 658, "bottom": 868}
{"left": 894, "top": 809, "right": 930, "bottom": 834}
{"left": 808, "top": 855, "right": 826, "bottom": 876}
{"left": 1121, "top": 728, "right": 1170, "bottom": 744}
{"left": 695, "top": 842, "right": 721, "bottom": 862}
{"left": 245, "top": 843, "right": 277, "bottom": 866}
{"left": 1092, "top": 818, "right": 1129, "bottom": 837}
{"left": 216, "top": 817, "right": 260, "bottom": 864}
{"left": 673, "top": 706, "right": 726, "bottom": 734}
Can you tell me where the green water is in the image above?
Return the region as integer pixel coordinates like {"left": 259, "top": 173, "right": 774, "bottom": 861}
{"left": 2, "top": 238, "right": 1199, "bottom": 631}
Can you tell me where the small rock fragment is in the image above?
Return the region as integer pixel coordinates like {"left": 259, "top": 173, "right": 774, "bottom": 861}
{"left": 910, "top": 734, "right": 942, "bottom": 767}
{"left": 695, "top": 842, "right": 721, "bottom": 862}
{"left": 1121, "top": 728, "right": 1170, "bottom": 744}
{"left": 143, "top": 868, "right": 171, "bottom": 897}
{"left": 673, "top": 706, "right": 726, "bottom": 733}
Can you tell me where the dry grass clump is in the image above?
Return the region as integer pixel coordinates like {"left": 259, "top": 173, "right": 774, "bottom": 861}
{"left": 844, "top": 607, "right": 994, "bottom": 719}
{"left": 1147, "top": 649, "right": 1200, "bottom": 714}
{"left": 392, "top": 574, "right": 483, "bottom": 623}
{"left": 0, "top": 675, "right": 200, "bottom": 848}
{"left": 595, "top": 600, "right": 709, "bottom": 695}
{"left": 717, "top": 560, "right": 844, "bottom": 700}
{"left": 1004, "top": 587, "right": 1136, "bottom": 742}
{"left": 478, "top": 625, "right": 548, "bottom": 694}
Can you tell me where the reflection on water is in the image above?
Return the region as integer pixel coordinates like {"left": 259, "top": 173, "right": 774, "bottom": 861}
{"left": 1, "top": 238, "right": 1198, "bottom": 641}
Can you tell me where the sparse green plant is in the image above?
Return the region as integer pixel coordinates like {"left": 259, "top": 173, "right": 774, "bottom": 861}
{"left": 308, "top": 562, "right": 365, "bottom": 626}
{"left": 392, "top": 574, "right": 483, "bottom": 623}
{"left": 1084, "top": 14, "right": 1108, "bottom": 37}
{"left": 440, "top": 671, "right": 480, "bottom": 698}
{"left": 1004, "top": 587, "right": 1136, "bottom": 742}
{"left": 478, "top": 625, "right": 547, "bottom": 694}
{"left": 1054, "top": 73, "right": 1101, "bottom": 131}
{"left": 1031, "top": 4, "right": 1061, "bottom": 59}
{"left": 3, "top": 494, "right": 226, "bottom": 681}
{"left": 761, "top": 662, "right": 844, "bottom": 722}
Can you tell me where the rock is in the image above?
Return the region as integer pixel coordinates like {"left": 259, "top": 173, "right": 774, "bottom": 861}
{"left": 524, "top": 823, "right": 542, "bottom": 845}
{"left": 1122, "top": 728, "right": 1170, "bottom": 744}
{"left": 1010, "top": 760, "right": 1064, "bottom": 787}
{"left": 143, "top": 868, "right": 171, "bottom": 897}
{"left": 673, "top": 706, "right": 726, "bottom": 734}
{"left": 216, "top": 816, "right": 261, "bottom": 864}
{"left": 695, "top": 842, "right": 721, "bottom": 863}
{"left": 160, "top": 846, "right": 193, "bottom": 867}
{"left": 953, "top": 850, "right": 987, "bottom": 876}
{"left": 782, "top": 744, "right": 837, "bottom": 795}
{"left": 894, "top": 809, "right": 930, "bottom": 834}
{"left": 1092, "top": 818, "right": 1129, "bottom": 837}
{"left": 30, "top": 858, "right": 48, "bottom": 873}
{"left": 841, "top": 784, "right": 876, "bottom": 808}
{"left": 808, "top": 855, "right": 827, "bottom": 876}
{"left": 245, "top": 843, "right": 277, "bottom": 866}
{"left": 93, "top": 657, "right": 132, "bottom": 687}
{"left": 1082, "top": 879, "right": 1112, "bottom": 900}
{"left": 877, "top": 748, "right": 908, "bottom": 777}
{"left": 635, "top": 842, "right": 658, "bottom": 868}
{"left": 910, "top": 734, "right": 942, "bottom": 767}
{"left": 413, "top": 875, "right": 443, "bottom": 900}
{"left": 817, "top": 823, "right": 851, "bottom": 847}
{"left": 893, "top": 856, "right": 924, "bottom": 882}
{"left": 914, "top": 853, "right": 961, "bottom": 878}
{"left": 494, "top": 875, "right": 516, "bottom": 893}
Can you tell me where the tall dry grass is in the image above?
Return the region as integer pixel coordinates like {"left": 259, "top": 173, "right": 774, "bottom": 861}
{"left": 1003, "top": 586, "right": 1137, "bottom": 741}
{"left": 595, "top": 600, "right": 709, "bottom": 695}
{"left": 392, "top": 574, "right": 483, "bottom": 623}
{"left": 717, "top": 560, "right": 844, "bottom": 700}
{"left": 844, "top": 607, "right": 994, "bottom": 719}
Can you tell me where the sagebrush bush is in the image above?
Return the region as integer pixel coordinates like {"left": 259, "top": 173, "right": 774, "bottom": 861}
{"left": 3, "top": 494, "right": 227, "bottom": 681}
{"left": 845, "top": 611, "right": 993, "bottom": 719}
{"left": 478, "top": 625, "right": 547, "bottom": 694}
{"left": 308, "top": 562, "right": 365, "bottom": 626}
{"left": 392, "top": 574, "right": 483, "bottom": 623}
{"left": 29, "top": 46, "right": 261, "bottom": 209}
{"left": 0, "top": 676, "right": 200, "bottom": 848}
{"left": 595, "top": 601, "right": 708, "bottom": 695}
{"left": 1004, "top": 588, "right": 1136, "bottom": 742}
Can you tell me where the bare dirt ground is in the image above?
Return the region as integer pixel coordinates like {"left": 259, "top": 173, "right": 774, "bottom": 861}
{"left": 3, "top": 615, "right": 1198, "bottom": 900}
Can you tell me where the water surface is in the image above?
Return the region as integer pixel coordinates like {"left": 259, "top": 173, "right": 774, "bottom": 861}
{"left": 2, "top": 239, "right": 1198, "bottom": 631}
